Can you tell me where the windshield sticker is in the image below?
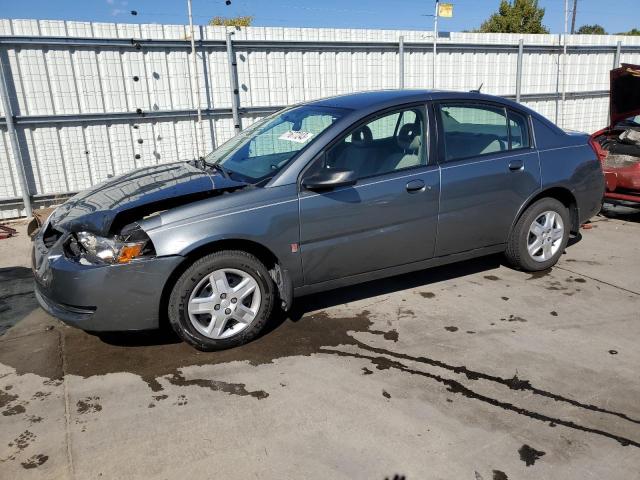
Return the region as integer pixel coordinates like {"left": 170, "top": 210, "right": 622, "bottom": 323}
{"left": 278, "top": 130, "right": 314, "bottom": 143}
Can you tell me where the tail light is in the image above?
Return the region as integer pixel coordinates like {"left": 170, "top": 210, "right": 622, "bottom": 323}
{"left": 589, "top": 135, "right": 608, "bottom": 163}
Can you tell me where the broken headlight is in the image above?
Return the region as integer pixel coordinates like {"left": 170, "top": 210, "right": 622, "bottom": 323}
{"left": 67, "top": 224, "right": 154, "bottom": 265}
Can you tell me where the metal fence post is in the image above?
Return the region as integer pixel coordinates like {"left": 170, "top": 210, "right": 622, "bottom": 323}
{"left": 398, "top": 36, "right": 404, "bottom": 89}
{"left": 226, "top": 32, "right": 241, "bottom": 133}
{"left": 187, "top": 0, "right": 205, "bottom": 159}
{"left": 613, "top": 40, "right": 621, "bottom": 68}
{"left": 553, "top": 34, "right": 561, "bottom": 125}
{"left": 199, "top": 25, "right": 216, "bottom": 149}
{"left": 515, "top": 39, "right": 524, "bottom": 103}
{"left": 432, "top": 1, "right": 438, "bottom": 88}
{"left": 0, "top": 49, "right": 32, "bottom": 217}
{"left": 560, "top": 33, "right": 568, "bottom": 128}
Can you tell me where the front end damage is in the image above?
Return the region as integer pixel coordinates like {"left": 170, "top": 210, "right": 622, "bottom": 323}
{"left": 32, "top": 221, "right": 183, "bottom": 331}
{"left": 31, "top": 161, "right": 248, "bottom": 331}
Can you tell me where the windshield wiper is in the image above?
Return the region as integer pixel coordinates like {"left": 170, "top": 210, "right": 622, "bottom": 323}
{"left": 209, "top": 163, "right": 231, "bottom": 179}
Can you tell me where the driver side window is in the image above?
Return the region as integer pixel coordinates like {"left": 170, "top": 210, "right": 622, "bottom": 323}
{"left": 323, "top": 106, "right": 427, "bottom": 180}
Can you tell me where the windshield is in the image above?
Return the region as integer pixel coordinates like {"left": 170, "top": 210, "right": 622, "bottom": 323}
{"left": 205, "top": 105, "right": 346, "bottom": 183}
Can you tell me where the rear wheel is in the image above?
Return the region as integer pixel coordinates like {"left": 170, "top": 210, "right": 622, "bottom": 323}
{"left": 168, "top": 250, "right": 275, "bottom": 351}
{"left": 505, "top": 198, "right": 570, "bottom": 271}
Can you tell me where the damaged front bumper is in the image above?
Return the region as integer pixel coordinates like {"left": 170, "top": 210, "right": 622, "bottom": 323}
{"left": 32, "top": 230, "right": 183, "bottom": 332}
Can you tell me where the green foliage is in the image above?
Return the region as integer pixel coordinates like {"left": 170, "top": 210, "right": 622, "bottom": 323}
{"left": 577, "top": 24, "right": 607, "bottom": 35}
{"left": 617, "top": 28, "right": 640, "bottom": 36}
{"left": 478, "top": 0, "right": 549, "bottom": 34}
{"left": 209, "top": 16, "right": 254, "bottom": 27}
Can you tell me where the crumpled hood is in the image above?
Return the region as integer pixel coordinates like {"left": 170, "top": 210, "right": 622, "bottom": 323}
{"left": 610, "top": 63, "right": 640, "bottom": 128}
{"left": 48, "top": 162, "right": 246, "bottom": 235}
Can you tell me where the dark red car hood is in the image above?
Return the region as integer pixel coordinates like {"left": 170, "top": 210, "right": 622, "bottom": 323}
{"left": 610, "top": 64, "right": 640, "bottom": 128}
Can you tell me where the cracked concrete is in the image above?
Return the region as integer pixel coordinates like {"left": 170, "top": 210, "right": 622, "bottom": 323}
{"left": 0, "top": 211, "right": 639, "bottom": 479}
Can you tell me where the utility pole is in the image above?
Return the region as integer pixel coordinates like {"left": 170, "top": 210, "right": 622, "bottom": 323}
{"left": 432, "top": 0, "right": 439, "bottom": 89}
{"left": 423, "top": 1, "right": 452, "bottom": 89}
{"left": 571, "top": 0, "right": 578, "bottom": 34}
{"left": 560, "top": 0, "right": 569, "bottom": 127}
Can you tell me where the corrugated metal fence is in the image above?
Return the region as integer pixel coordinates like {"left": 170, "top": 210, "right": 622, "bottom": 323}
{"left": 1, "top": 19, "right": 640, "bottom": 218}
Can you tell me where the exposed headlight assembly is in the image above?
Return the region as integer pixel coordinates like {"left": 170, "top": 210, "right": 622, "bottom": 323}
{"left": 69, "top": 224, "right": 153, "bottom": 265}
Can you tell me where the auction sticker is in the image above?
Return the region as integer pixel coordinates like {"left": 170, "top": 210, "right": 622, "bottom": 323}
{"left": 279, "top": 130, "right": 314, "bottom": 143}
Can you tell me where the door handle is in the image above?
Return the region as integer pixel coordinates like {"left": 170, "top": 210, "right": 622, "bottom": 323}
{"left": 508, "top": 160, "right": 524, "bottom": 171}
{"left": 406, "top": 179, "right": 426, "bottom": 193}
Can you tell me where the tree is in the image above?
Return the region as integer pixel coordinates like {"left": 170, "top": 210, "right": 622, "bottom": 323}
{"left": 209, "top": 15, "right": 253, "bottom": 27}
{"left": 577, "top": 24, "right": 607, "bottom": 35}
{"left": 478, "top": 0, "right": 549, "bottom": 34}
{"left": 618, "top": 28, "right": 640, "bottom": 36}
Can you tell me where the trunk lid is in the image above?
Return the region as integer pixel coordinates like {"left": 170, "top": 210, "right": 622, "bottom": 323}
{"left": 610, "top": 63, "right": 640, "bottom": 128}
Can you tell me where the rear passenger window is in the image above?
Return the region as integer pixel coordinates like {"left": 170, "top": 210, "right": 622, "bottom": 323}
{"left": 508, "top": 110, "right": 531, "bottom": 150}
{"left": 438, "top": 104, "right": 509, "bottom": 162}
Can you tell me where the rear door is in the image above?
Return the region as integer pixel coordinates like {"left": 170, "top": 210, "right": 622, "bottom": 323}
{"left": 298, "top": 105, "right": 440, "bottom": 285}
{"left": 434, "top": 101, "right": 540, "bottom": 256}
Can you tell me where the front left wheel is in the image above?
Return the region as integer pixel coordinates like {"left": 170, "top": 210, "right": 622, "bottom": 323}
{"left": 168, "top": 250, "right": 275, "bottom": 351}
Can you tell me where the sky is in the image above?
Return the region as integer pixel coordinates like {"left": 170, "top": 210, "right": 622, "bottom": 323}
{"left": 1, "top": 0, "right": 638, "bottom": 35}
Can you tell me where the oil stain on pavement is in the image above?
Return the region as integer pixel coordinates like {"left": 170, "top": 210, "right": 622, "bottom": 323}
{"left": 21, "top": 453, "right": 48, "bottom": 469}
{"left": 76, "top": 397, "right": 102, "bottom": 414}
{"left": 518, "top": 444, "right": 546, "bottom": 466}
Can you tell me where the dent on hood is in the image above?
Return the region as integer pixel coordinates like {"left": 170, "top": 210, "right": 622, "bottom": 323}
{"left": 48, "top": 162, "right": 247, "bottom": 236}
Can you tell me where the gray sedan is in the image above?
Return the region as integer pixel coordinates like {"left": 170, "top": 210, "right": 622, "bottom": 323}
{"left": 32, "top": 90, "right": 605, "bottom": 350}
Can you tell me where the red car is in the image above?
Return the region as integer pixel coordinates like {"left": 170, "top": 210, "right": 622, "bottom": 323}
{"left": 590, "top": 64, "right": 640, "bottom": 205}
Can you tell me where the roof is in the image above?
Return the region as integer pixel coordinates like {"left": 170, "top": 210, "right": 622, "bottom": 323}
{"left": 308, "top": 89, "right": 433, "bottom": 110}
{"left": 307, "top": 89, "right": 533, "bottom": 115}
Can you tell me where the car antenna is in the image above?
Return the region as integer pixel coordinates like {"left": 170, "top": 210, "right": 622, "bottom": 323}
{"left": 470, "top": 83, "right": 483, "bottom": 93}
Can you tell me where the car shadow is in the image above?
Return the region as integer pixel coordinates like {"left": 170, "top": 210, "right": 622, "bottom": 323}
{"left": 96, "top": 254, "right": 504, "bottom": 347}
{"left": 94, "top": 328, "right": 183, "bottom": 347}
{"left": 275, "top": 254, "right": 504, "bottom": 327}
{"left": 0, "top": 266, "right": 39, "bottom": 336}
{"left": 567, "top": 231, "right": 582, "bottom": 248}
{"left": 601, "top": 203, "right": 640, "bottom": 222}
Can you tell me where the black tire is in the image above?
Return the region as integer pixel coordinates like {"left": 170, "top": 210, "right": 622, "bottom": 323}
{"left": 168, "top": 250, "right": 275, "bottom": 351}
{"left": 505, "top": 198, "right": 570, "bottom": 272}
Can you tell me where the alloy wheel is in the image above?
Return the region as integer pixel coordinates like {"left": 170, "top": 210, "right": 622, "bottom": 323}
{"left": 187, "top": 268, "right": 261, "bottom": 339}
{"left": 527, "top": 210, "right": 564, "bottom": 262}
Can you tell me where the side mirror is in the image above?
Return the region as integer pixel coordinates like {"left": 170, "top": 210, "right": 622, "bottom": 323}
{"left": 302, "top": 168, "right": 357, "bottom": 191}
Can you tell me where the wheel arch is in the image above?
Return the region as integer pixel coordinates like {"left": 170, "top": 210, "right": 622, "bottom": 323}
{"left": 158, "top": 238, "right": 292, "bottom": 330}
{"left": 512, "top": 186, "right": 579, "bottom": 236}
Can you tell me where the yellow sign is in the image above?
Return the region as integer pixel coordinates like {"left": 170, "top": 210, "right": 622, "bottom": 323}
{"left": 438, "top": 3, "right": 453, "bottom": 18}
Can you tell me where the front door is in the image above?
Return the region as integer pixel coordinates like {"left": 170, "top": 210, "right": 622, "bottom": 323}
{"left": 298, "top": 105, "right": 440, "bottom": 285}
{"left": 434, "top": 102, "right": 541, "bottom": 256}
